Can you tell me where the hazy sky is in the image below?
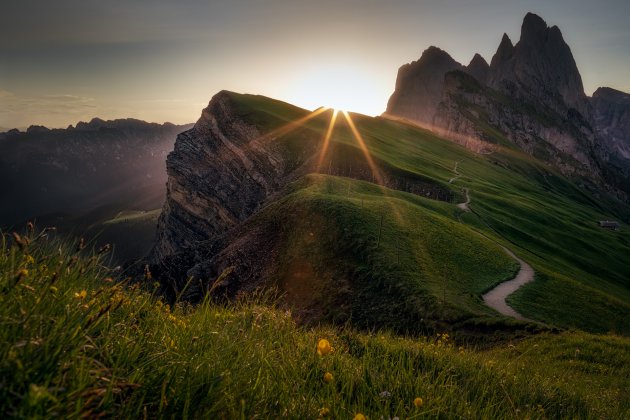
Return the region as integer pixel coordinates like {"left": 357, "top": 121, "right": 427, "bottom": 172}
{"left": 1, "top": 0, "right": 629, "bottom": 129}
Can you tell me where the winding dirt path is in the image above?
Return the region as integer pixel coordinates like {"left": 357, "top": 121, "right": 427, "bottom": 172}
{"left": 456, "top": 188, "right": 470, "bottom": 212}
{"left": 451, "top": 162, "right": 534, "bottom": 320}
{"left": 482, "top": 248, "right": 534, "bottom": 320}
{"left": 448, "top": 161, "right": 461, "bottom": 184}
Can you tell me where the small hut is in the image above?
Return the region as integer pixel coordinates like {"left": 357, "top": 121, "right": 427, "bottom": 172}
{"left": 598, "top": 220, "right": 620, "bottom": 230}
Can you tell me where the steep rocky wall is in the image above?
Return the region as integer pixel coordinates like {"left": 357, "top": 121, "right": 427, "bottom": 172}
{"left": 434, "top": 71, "right": 599, "bottom": 175}
{"left": 592, "top": 87, "right": 630, "bottom": 161}
{"left": 152, "top": 91, "right": 300, "bottom": 260}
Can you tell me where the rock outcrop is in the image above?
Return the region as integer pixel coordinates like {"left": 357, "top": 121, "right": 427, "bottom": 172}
{"left": 385, "top": 46, "right": 463, "bottom": 127}
{"left": 591, "top": 87, "right": 630, "bottom": 160}
{"left": 152, "top": 91, "right": 317, "bottom": 260}
{"left": 487, "top": 13, "right": 591, "bottom": 119}
{"left": 466, "top": 53, "right": 490, "bottom": 85}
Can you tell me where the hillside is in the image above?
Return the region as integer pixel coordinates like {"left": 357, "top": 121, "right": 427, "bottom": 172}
{"left": 1, "top": 236, "right": 628, "bottom": 418}
{"left": 148, "top": 91, "right": 630, "bottom": 336}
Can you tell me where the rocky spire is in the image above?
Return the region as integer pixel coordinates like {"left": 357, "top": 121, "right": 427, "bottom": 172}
{"left": 490, "top": 33, "right": 515, "bottom": 68}
{"left": 488, "top": 13, "right": 590, "bottom": 118}
{"left": 466, "top": 53, "right": 490, "bottom": 84}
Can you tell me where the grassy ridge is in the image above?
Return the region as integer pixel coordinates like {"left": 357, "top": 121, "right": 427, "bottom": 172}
{"left": 1, "top": 234, "right": 628, "bottom": 418}
{"left": 223, "top": 92, "right": 630, "bottom": 334}
{"left": 252, "top": 174, "right": 520, "bottom": 333}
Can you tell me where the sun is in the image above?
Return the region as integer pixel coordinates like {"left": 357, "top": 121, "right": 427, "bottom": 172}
{"left": 288, "top": 64, "right": 386, "bottom": 115}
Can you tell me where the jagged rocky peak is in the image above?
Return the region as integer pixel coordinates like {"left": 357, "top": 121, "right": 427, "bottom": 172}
{"left": 466, "top": 53, "right": 490, "bottom": 84}
{"left": 489, "top": 13, "right": 590, "bottom": 118}
{"left": 490, "top": 34, "right": 514, "bottom": 68}
{"left": 520, "top": 12, "right": 548, "bottom": 44}
{"left": 385, "top": 46, "right": 463, "bottom": 126}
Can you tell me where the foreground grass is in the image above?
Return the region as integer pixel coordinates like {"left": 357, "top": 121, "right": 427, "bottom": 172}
{"left": 2, "top": 233, "right": 629, "bottom": 419}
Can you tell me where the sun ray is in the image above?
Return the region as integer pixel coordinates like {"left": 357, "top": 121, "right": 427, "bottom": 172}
{"left": 341, "top": 111, "right": 384, "bottom": 185}
{"left": 215, "top": 107, "right": 330, "bottom": 166}
{"left": 258, "top": 106, "right": 329, "bottom": 144}
{"left": 342, "top": 110, "right": 405, "bottom": 224}
{"left": 315, "top": 109, "right": 338, "bottom": 172}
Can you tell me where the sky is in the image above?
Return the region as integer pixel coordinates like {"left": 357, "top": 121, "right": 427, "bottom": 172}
{"left": 1, "top": 0, "right": 629, "bottom": 129}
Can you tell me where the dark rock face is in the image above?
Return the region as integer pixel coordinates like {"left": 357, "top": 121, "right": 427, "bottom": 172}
{"left": 0, "top": 119, "right": 193, "bottom": 227}
{"left": 490, "top": 34, "right": 515, "bottom": 70}
{"left": 488, "top": 13, "right": 590, "bottom": 118}
{"left": 385, "top": 46, "right": 463, "bottom": 127}
{"left": 591, "top": 87, "right": 630, "bottom": 160}
{"left": 152, "top": 91, "right": 318, "bottom": 260}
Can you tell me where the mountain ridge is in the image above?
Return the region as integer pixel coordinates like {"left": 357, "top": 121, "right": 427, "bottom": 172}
{"left": 0, "top": 119, "right": 193, "bottom": 227}
{"left": 384, "top": 12, "right": 629, "bottom": 200}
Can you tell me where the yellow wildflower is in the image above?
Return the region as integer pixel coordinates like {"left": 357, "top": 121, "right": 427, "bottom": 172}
{"left": 74, "top": 290, "right": 87, "bottom": 299}
{"left": 318, "top": 407, "right": 330, "bottom": 417}
{"left": 353, "top": 414, "right": 366, "bottom": 420}
{"left": 323, "top": 372, "right": 333, "bottom": 383}
{"left": 414, "top": 397, "right": 424, "bottom": 408}
{"left": 316, "top": 338, "right": 332, "bottom": 356}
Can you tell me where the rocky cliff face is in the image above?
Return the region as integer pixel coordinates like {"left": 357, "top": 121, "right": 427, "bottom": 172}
{"left": 466, "top": 53, "right": 490, "bottom": 85}
{"left": 152, "top": 91, "right": 312, "bottom": 260}
{"left": 591, "top": 87, "right": 630, "bottom": 161}
{"left": 385, "top": 46, "right": 463, "bottom": 127}
{"left": 384, "top": 13, "right": 630, "bottom": 188}
{"left": 488, "top": 13, "right": 591, "bottom": 119}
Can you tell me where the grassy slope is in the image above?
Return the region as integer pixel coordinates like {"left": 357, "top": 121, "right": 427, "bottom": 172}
{"left": 249, "top": 174, "right": 520, "bottom": 334}
{"left": 225, "top": 92, "right": 630, "bottom": 334}
{"left": 1, "top": 237, "right": 628, "bottom": 418}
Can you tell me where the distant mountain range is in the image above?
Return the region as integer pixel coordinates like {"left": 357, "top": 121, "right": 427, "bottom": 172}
{"left": 384, "top": 12, "right": 630, "bottom": 200}
{"left": 0, "top": 118, "right": 193, "bottom": 228}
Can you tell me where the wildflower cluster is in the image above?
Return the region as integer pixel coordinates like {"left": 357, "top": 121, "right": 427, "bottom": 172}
{"left": 436, "top": 332, "right": 450, "bottom": 347}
